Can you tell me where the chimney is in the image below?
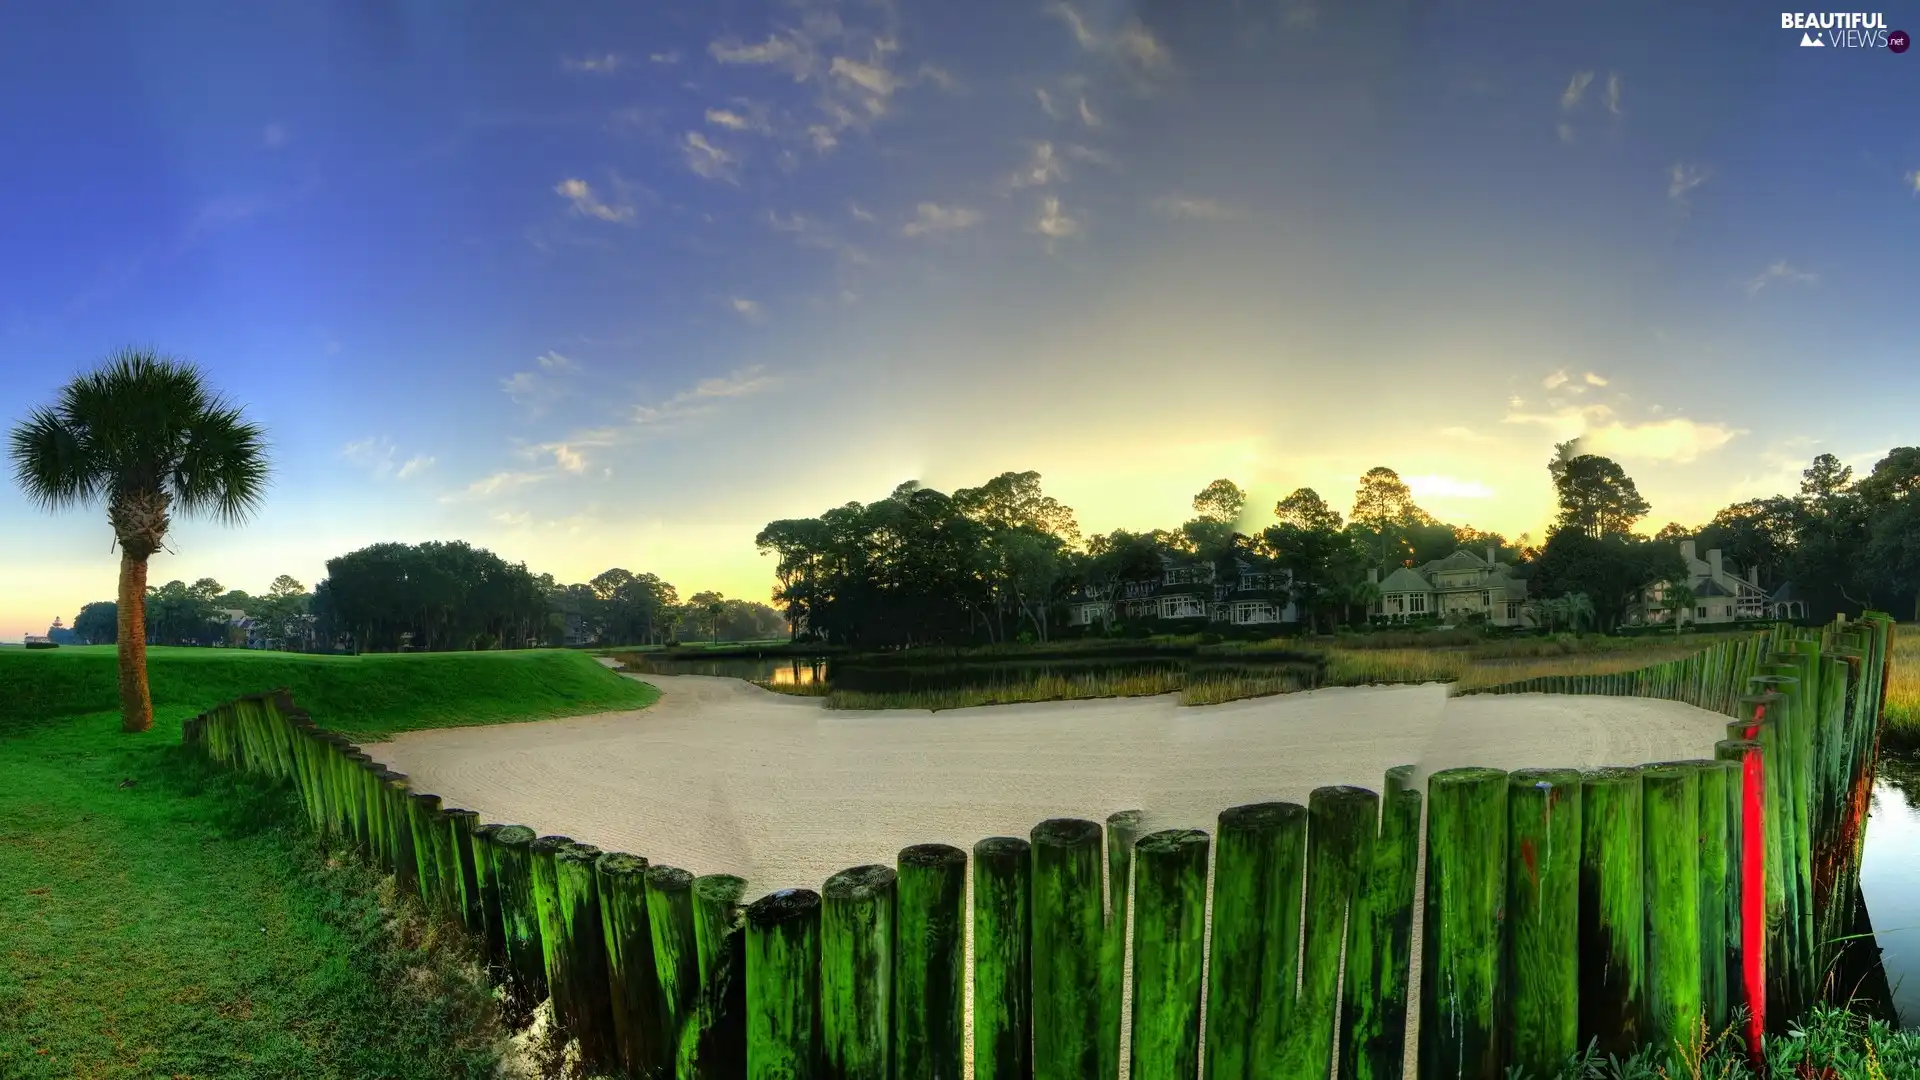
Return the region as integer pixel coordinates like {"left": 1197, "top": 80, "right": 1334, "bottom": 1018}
{"left": 1486, "top": 544, "right": 1497, "bottom": 566}
{"left": 1748, "top": 566, "right": 1759, "bottom": 588}
{"left": 1369, "top": 568, "right": 1379, "bottom": 584}
{"left": 1708, "top": 549, "right": 1723, "bottom": 581}
{"left": 1680, "top": 539, "right": 1696, "bottom": 564}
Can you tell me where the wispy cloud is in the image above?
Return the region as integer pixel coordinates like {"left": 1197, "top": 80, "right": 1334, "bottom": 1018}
{"left": 627, "top": 365, "right": 780, "bottom": 430}
{"left": 529, "top": 442, "right": 588, "bottom": 474}
{"left": 730, "top": 296, "right": 764, "bottom": 322}
{"left": 1745, "top": 259, "right": 1818, "bottom": 297}
{"left": 1504, "top": 401, "right": 1742, "bottom": 463}
{"left": 1559, "top": 71, "right": 1594, "bottom": 112}
{"left": 650, "top": 49, "right": 681, "bottom": 65}
{"left": 1542, "top": 370, "right": 1570, "bottom": 390}
{"left": 766, "top": 210, "right": 870, "bottom": 265}
{"left": 1153, "top": 195, "right": 1238, "bottom": 220}
{"left": 682, "top": 131, "right": 739, "bottom": 182}
{"left": 1078, "top": 97, "right": 1100, "bottom": 127}
{"left": 1585, "top": 372, "right": 1608, "bottom": 387}
{"left": 1907, "top": 168, "right": 1920, "bottom": 195}
{"left": 1668, "top": 163, "right": 1709, "bottom": 205}
{"left": 709, "top": 34, "right": 807, "bottom": 73}
{"left": 901, "top": 203, "right": 982, "bottom": 237}
{"left": 456, "top": 471, "right": 549, "bottom": 500}
{"left": 552, "top": 178, "right": 634, "bottom": 222}
{"left": 563, "top": 53, "right": 624, "bottom": 73}
{"left": 501, "top": 350, "right": 578, "bottom": 413}
{"left": 1046, "top": 2, "right": 1174, "bottom": 88}
{"left": 1034, "top": 195, "right": 1080, "bottom": 243}
{"left": 1557, "top": 70, "right": 1620, "bottom": 143}
{"left": 342, "top": 436, "right": 434, "bottom": 481}
{"left": 706, "top": 107, "right": 764, "bottom": 133}
{"left": 1603, "top": 73, "right": 1623, "bottom": 116}
{"left": 1010, "top": 141, "right": 1067, "bottom": 188}
{"left": 262, "top": 122, "right": 289, "bottom": 149}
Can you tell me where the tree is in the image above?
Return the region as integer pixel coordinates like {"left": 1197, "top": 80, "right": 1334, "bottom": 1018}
{"left": 8, "top": 349, "right": 270, "bottom": 731}
{"left": 1351, "top": 467, "right": 1419, "bottom": 535}
{"left": 1531, "top": 529, "right": 1682, "bottom": 631}
{"left": 688, "top": 590, "right": 726, "bottom": 642}
{"left": 1191, "top": 478, "right": 1247, "bottom": 526}
{"left": 1652, "top": 522, "right": 1692, "bottom": 542}
{"left": 72, "top": 600, "right": 118, "bottom": 644}
{"left": 1552, "top": 454, "right": 1650, "bottom": 538}
{"left": 1660, "top": 576, "right": 1696, "bottom": 634}
{"left": 1273, "top": 488, "right": 1342, "bottom": 532}
{"left": 1696, "top": 498, "right": 1797, "bottom": 589}
{"left": 1546, "top": 439, "right": 1583, "bottom": 488}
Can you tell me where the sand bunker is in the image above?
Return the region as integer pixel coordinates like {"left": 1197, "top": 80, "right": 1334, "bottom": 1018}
{"left": 377, "top": 669, "right": 1731, "bottom": 895}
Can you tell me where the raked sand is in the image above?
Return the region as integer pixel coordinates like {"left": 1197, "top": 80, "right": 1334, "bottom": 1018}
{"left": 378, "top": 667, "right": 1732, "bottom": 896}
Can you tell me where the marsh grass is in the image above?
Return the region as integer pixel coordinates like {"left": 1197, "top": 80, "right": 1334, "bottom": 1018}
{"left": 1515, "top": 1003, "right": 1920, "bottom": 1079}
{"left": 1879, "top": 624, "right": 1920, "bottom": 750}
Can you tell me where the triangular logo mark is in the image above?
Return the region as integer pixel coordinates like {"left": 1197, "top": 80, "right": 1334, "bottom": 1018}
{"left": 1801, "top": 31, "right": 1825, "bottom": 46}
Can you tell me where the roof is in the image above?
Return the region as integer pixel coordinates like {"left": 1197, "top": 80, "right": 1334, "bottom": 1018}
{"left": 1769, "top": 581, "right": 1801, "bottom": 603}
{"left": 1694, "top": 579, "right": 1735, "bottom": 598}
{"left": 1378, "top": 567, "right": 1432, "bottom": 594}
{"left": 1421, "top": 549, "right": 1492, "bottom": 573}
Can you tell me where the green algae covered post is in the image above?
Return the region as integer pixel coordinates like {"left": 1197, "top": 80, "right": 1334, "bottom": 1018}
{"left": 406, "top": 792, "right": 445, "bottom": 912}
{"left": 1697, "top": 759, "right": 1734, "bottom": 1031}
{"left": 1127, "top": 828, "right": 1208, "bottom": 1080}
{"left": 1030, "top": 818, "right": 1105, "bottom": 1080}
{"left": 1102, "top": 809, "right": 1143, "bottom": 1080}
{"left": 490, "top": 825, "right": 546, "bottom": 1019}
{"left": 529, "top": 836, "right": 576, "bottom": 1035}
{"left": 1203, "top": 802, "right": 1306, "bottom": 1080}
{"left": 556, "top": 844, "right": 619, "bottom": 1072}
{"left": 1578, "top": 766, "right": 1646, "bottom": 1056}
{"left": 1505, "top": 767, "right": 1583, "bottom": 1076}
{"left": 379, "top": 771, "right": 416, "bottom": 897}
{"left": 746, "top": 888, "right": 823, "bottom": 1080}
{"left": 821, "top": 864, "right": 896, "bottom": 1080}
{"left": 690, "top": 874, "right": 750, "bottom": 1079}
{"left": 972, "top": 836, "right": 1032, "bottom": 1080}
{"left": 471, "top": 822, "right": 506, "bottom": 976}
{"left": 443, "top": 808, "right": 482, "bottom": 933}
{"left": 646, "top": 865, "right": 701, "bottom": 1055}
{"left": 1341, "top": 766, "right": 1421, "bottom": 1080}
{"left": 895, "top": 843, "right": 967, "bottom": 1080}
{"left": 1420, "top": 767, "right": 1508, "bottom": 1080}
{"left": 1302, "top": 785, "right": 1378, "bottom": 1079}
{"left": 596, "top": 852, "right": 664, "bottom": 1079}
{"left": 1641, "top": 762, "right": 1705, "bottom": 1058}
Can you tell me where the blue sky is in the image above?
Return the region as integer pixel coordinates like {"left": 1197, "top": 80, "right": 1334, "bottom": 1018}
{"left": 3, "top": 0, "right": 1918, "bottom": 638}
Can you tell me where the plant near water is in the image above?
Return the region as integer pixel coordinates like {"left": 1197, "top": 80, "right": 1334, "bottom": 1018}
{"left": 7, "top": 349, "right": 270, "bottom": 732}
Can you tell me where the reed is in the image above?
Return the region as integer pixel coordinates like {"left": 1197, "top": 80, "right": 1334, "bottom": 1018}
{"left": 823, "top": 669, "right": 1185, "bottom": 711}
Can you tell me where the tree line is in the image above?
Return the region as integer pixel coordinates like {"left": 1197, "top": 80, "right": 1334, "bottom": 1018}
{"left": 64, "top": 541, "right": 784, "bottom": 653}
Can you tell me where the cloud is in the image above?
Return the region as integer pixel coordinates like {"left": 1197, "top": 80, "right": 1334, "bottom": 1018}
{"left": 1405, "top": 475, "right": 1495, "bottom": 500}
{"left": 1065, "top": 143, "right": 1118, "bottom": 169}
{"left": 501, "top": 350, "right": 578, "bottom": 412}
{"left": 563, "top": 54, "right": 624, "bottom": 73}
{"left": 706, "top": 108, "right": 753, "bottom": 131}
{"left": 1036, "top": 88, "right": 1065, "bottom": 119}
{"left": 1078, "top": 97, "right": 1100, "bottom": 127}
{"left": 492, "top": 509, "right": 532, "bottom": 527}
{"left": 1503, "top": 402, "right": 1742, "bottom": 463}
{"left": 1745, "top": 259, "right": 1818, "bottom": 296}
{"left": 342, "top": 437, "right": 434, "bottom": 480}
{"left": 847, "top": 201, "right": 878, "bottom": 223}
{"left": 1010, "top": 141, "right": 1067, "bottom": 188}
{"left": 1584, "top": 372, "right": 1608, "bottom": 386}
{"left": 552, "top": 178, "right": 634, "bottom": 222}
{"left": 650, "top": 50, "right": 681, "bottom": 64}
{"left": 682, "top": 132, "right": 739, "bottom": 182}
{"left": 1542, "top": 370, "right": 1569, "bottom": 390}
{"left": 1559, "top": 71, "right": 1594, "bottom": 112}
{"left": 831, "top": 56, "right": 898, "bottom": 98}
{"left": 1907, "top": 168, "right": 1920, "bottom": 195}
{"left": 531, "top": 442, "right": 587, "bottom": 473}
{"left": 262, "top": 122, "right": 289, "bottom": 149}
{"left": 709, "top": 34, "right": 806, "bottom": 73}
{"left": 901, "top": 202, "right": 983, "bottom": 237}
{"left": 1047, "top": 2, "right": 1174, "bottom": 86}
{"left": 627, "top": 365, "right": 780, "bottom": 429}
{"left": 1034, "top": 195, "right": 1080, "bottom": 240}
{"left": 1668, "top": 163, "right": 1709, "bottom": 204}
{"left": 1603, "top": 73, "right": 1623, "bottom": 116}
{"left": 461, "top": 471, "right": 548, "bottom": 498}
{"left": 766, "top": 210, "right": 870, "bottom": 264}
{"left": 731, "top": 296, "right": 764, "bottom": 322}
{"left": 1153, "top": 195, "right": 1237, "bottom": 220}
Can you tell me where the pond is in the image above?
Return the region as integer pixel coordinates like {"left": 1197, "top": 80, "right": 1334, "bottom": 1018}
{"left": 623, "top": 653, "right": 1920, "bottom": 1023}
{"left": 618, "top": 653, "right": 1322, "bottom": 696}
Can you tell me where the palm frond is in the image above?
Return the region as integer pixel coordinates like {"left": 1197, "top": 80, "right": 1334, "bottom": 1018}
{"left": 7, "top": 404, "right": 106, "bottom": 511}
{"left": 170, "top": 400, "right": 272, "bottom": 525}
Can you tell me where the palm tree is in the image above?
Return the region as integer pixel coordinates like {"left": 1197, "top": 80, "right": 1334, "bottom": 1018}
{"left": 8, "top": 350, "right": 271, "bottom": 732}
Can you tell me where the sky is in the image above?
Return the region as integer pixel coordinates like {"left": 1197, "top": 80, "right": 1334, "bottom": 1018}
{"left": 2, "top": 0, "right": 1918, "bottom": 639}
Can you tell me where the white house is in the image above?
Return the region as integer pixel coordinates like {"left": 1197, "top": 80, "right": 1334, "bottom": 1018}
{"left": 1373, "top": 546, "right": 1530, "bottom": 627}
{"left": 1065, "top": 556, "right": 1298, "bottom": 629}
{"left": 1638, "top": 539, "right": 1806, "bottom": 625}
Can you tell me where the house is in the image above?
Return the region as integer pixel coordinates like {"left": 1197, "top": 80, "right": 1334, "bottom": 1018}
{"left": 45, "top": 617, "right": 78, "bottom": 645}
{"left": 1373, "top": 546, "right": 1530, "bottom": 627}
{"left": 1065, "top": 555, "right": 1299, "bottom": 629}
{"left": 1637, "top": 539, "right": 1805, "bottom": 625}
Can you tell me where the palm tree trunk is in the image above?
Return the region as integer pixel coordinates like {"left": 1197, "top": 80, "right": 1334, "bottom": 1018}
{"left": 116, "top": 551, "right": 155, "bottom": 732}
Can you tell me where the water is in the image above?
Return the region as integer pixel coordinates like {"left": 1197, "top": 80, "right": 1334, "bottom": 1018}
{"left": 1864, "top": 756, "right": 1920, "bottom": 1025}
{"left": 618, "top": 653, "right": 1319, "bottom": 696}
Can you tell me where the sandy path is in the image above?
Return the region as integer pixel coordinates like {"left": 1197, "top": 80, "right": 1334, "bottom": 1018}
{"left": 377, "top": 671, "right": 1729, "bottom": 895}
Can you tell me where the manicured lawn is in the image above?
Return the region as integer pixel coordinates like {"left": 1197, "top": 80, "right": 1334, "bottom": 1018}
{"left": 0, "top": 646, "right": 660, "bottom": 1076}
{"left": 0, "top": 646, "right": 660, "bottom": 741}
{"left": 0, "top": 706, "right": 501, "bottom": 1079}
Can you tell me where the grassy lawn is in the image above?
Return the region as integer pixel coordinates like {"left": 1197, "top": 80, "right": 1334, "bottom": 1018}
{"left": 0, "top": 646, "right": 660, "bottom": 741}
{"left": 0, "top": 646, "right": 661, "bottom": 1077}
{"left": 0, "top": 705, "right": 501, "bottom": 1079}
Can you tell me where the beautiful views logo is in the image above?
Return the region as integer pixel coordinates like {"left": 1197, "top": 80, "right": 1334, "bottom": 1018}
{"left": 1781, "top": 11, "right": 1908, "bottom": 49}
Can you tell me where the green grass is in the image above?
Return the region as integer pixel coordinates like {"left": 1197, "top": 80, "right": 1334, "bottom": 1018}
{"left": 0, "top": 706, "right": 504, "bottom": 1079}
{"left": 1521, "top": 1004, "right": 1920, "bottom": 1079}
{"left": 0, "top": 646, "right": 659, "bottom": 742}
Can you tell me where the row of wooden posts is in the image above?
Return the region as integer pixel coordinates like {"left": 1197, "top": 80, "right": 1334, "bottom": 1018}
{"left": 182, "top": 614, "right": 1893, "bottom": 1079}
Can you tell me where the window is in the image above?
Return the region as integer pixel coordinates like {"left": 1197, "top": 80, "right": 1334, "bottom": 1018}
{"left": 1696, "top": 606, "right": 1708, "bottom": 619}
{"left": 1482, "top": 591, "right": 1491, "bottom": 606}
{"left": 1408, "top": 594, "right": 1428, "bottom": 614}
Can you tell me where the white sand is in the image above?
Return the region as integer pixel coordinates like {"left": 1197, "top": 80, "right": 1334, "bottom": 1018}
{"left": 377, "top": 670, "right": 1731, "bottom": 895}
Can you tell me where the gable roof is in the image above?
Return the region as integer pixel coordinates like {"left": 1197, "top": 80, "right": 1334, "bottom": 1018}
{"left": 1378, "top": 567, "right": 1432, "bottom": 594}
{"left": 1694, "top": 579, "right": 1736, "bottom": 598}
{"left": 1421, "top": 549, "right": 1491, "bottom": 573}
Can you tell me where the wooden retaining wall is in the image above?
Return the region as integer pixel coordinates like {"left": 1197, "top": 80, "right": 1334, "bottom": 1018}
{"left": 183, "top": 613, "right": 1893, "bottom": 1079}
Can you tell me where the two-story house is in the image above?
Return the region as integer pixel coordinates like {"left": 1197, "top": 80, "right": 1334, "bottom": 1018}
{"left": 1636, "top": 539, "right": 1806, "bottom": 625}
{"left": 1373, "top": 546, "right": 1530, "bottom": 627}
{"left": 1065, "top": 555, "right": 1298, "bottom": 629}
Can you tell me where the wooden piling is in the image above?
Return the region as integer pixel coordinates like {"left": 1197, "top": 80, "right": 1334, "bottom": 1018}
{"left": 1642, "top": 762, "right": 1705, "bottom": 1058}
{"left": 1578, "top": 766, "right": 1645, "bottom": 1057}
{"left": 821, "top": 864, "right": 896, "bottom": 1080}
{"left": 406, "top": 792, "right": 444, "bottom": 911}
{"left": 1697, "top": 760, "right": 1733, "bottom": 1031}
{"left": 1128, "top": 828, "right": 1209, "bottom": 1080}
{"left": 1341, "top": 766, "right": 1421, "bottom": 1080}
{"left": 596, "top": 852, "right": 665, "bottom": 1079}
{"left": 555, "top": 843, "right": 619, "bottom": 1072}
{"left": 746, "top": 888, "right": 823, "bottom": 1080}
{"left": 647, "top": 865, "right": 702, "bottom": 1061}
{"left": 1505, "top": 767, "right": 1583, "bottom": 1076}
{"left": 689, "top": 874, "right": 750, "bottom": 1079}
{"left": 1203, "top": 802, "right": 1307, "bottom": 1080}
{"left": 972, "top": 837, "right": 1032, "bottom": 1080}
{"left": 490, "top": 825, "right": 546, "bottom": 1019}
{"left": 471, "top": 822, "right": 507, "bottom": 977}
{"left": 896, "top": 843, "right": 967, "bottom": 1080}
{"left": 1030, "top": 818, "right": 1105, "bottom": 1080}
{"left": 1103, "top": 810, "right": 1143, "bottom": 1080}
{"left": 1302, "top": 786, "right": 1378, "bottom": 1079}
{"left": 444, "top": 808, "right": 482, "bottom": 933}
{"left": 1421, "top": 767, "right": 1509, "bottom": 1080}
